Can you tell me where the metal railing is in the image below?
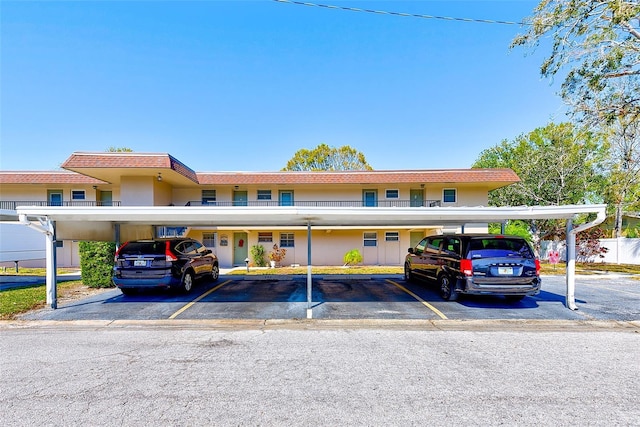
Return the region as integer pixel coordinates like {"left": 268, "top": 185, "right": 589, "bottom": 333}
{"left": 0, "top": 201, "right": 122, "bottom": 210}
{"left": 185, "top": 200, "right": 441, "bottom": 208}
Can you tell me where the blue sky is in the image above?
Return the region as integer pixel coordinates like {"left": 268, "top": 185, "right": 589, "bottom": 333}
{"left": 1, "top": 0, "right": 566, "bottom": 172}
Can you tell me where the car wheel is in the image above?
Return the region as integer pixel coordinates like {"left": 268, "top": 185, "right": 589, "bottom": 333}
{"left": 120, "top": 288, "right": 137, "bottom": 296}
{"left": 439, "top": 274, "right": 458, "bottom": 301}
{"left": 505, "top": 295, "right": 525, "bottom": 303}
{"left": 210, "top": 264, "right": 219, "bottom": 282}
{"left": 181, "top": 271, "right": 194, "bottom": 293}
{"left": 404, "top": 264, "right": 414, "bottom": 282}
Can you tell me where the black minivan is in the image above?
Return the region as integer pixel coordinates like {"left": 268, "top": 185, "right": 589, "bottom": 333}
{"left": 404, "top": 234, "right": 541, "bottom": 302}
{"left": 113, "top": 238, "right": 219, "bottom": 295}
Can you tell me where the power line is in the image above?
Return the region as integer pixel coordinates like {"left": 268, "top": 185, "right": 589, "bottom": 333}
{"left": 274, "top": 0, "right": 527, "bottom": 26}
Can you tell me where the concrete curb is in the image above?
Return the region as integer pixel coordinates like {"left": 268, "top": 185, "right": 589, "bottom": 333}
{"left": 2, "top": 318, "right": 639, "bottom": 332}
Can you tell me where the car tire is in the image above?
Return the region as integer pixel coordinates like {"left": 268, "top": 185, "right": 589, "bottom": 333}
{"left": 120, "top": 288, "right": 137, "bottom": 296}
{"left": 404, "top": 264, "right": 414, "bottom": 282}
{"left": 181, "top": 271, "right": 194, "bottom": 293}
{"left": 210, "top": 264, "right": 219, "bottom": 282}
{"left": 439, "top": 274, "right": 458, "bottom": 301}
{"left": 505, "top": 295, "right": 525, "bottom": 303}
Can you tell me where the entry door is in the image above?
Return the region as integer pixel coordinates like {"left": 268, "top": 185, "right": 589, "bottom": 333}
{"left": 233, "top": 232, "right": 248, "bottom": 266}
{"left": 233, "top": 191, "right": 248, "bottom": 206}
{"left": 410, "top": 189, "right": 424, "bottom": 207}
{"left": 99, "top": 191, "right": 113, "bottom": 207}
{"left": 363, "top": 190, "right": 377, "bottom": 207}
{"left": 48, "top": 190, "right": 63, "bottom": 206}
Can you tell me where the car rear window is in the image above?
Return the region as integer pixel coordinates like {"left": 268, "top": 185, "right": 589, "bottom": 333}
{"left": 119, "top": 241, "right": 166, "bottom": 255}
{"left": 467, "top": 238, "right": 534, "bottom": 259}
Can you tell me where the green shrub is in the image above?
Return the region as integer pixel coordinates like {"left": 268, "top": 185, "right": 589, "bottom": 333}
{"left": 343, "top": 249, "right": 363, "bottom": 266}
{"left": 250, "top": 244, "right": 267, "bottom": 267}
{"left": 79, "top": 241, "right": 116, "bottom": 288}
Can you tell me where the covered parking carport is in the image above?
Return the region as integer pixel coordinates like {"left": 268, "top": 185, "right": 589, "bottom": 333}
{"left": 12, "top": 204, "right": 606, "bottom": 315}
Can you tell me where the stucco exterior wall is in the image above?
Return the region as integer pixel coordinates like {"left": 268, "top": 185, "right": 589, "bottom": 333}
{"left": 120, "top": 176, "right": 154, "bottom": 206}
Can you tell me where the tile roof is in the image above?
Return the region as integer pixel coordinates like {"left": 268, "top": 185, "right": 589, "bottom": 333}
{"left": 62, "top": 152, "right": 199, "bottom": 183}
{"left": 196, "top": 169, "right": 520, "bottom": 185}
{"left": 0, "top": 171, "right": 107, "bottom": 185}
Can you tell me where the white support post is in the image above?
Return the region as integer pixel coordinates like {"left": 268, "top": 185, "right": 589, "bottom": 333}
{"left": 45, "top": 229, "right": 57, "bottom": 309}
{"left": 565, "top": 219, "right": 577, "bottom": 310}
{"left": 306, "top": 221, "right": 313, "bottom": 319}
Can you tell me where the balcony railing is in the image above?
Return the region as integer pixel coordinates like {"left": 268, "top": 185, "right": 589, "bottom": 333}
{"left": 185, "top": 200, "right": 441, "bottom": 208}
{"left": 0, "top": 201, "right": 122, "bottom": 210}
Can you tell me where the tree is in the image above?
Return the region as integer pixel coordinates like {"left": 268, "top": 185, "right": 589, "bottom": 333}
{"left": 283, "top": 143, "right": 373, "bottom": 171}
{"left": 473, "top": 122, "right": 608, "bottom": 247}
{"left": 512, "top": 0, "right": 640, "bottom": 127}
{"left": 604, "top": 118, "right": 640, "bottom": 236}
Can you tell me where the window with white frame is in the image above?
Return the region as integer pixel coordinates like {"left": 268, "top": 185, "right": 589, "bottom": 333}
{"left": 363, "top": 232, "right": 378, "bottom": 247}
{"left": 202, "top": 232, "right": 217, "bottom": 247}
{"left": 443, "top": 188, "right": 457, "bottom": 203}
{"left": 280, "top": 232, "right": 295, "bottom": 248}
{"left": 71, "top": 190, "right": 86, "bottom": 200}
{"left": 385, "top": 189, "right": 399, "bottom": 199}
{"left": 258, "top": 232, "right": 273, "bottom": 242}
{"left": 385, "top": 232, "right": 399, "bottom": 242}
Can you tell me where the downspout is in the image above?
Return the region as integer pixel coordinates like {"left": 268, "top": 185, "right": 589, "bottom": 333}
{"left": 565, "top": 208, "right": 607, "bottom": 310}
{"left": 19, "top": 214, "right": 58, "bottom": 309}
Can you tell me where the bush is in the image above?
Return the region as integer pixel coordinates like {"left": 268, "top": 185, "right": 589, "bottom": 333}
{"left": 250, "top": 244, "right": 267, "bottom": 267}
{"left": 343, "top": 249, "right": 363, "bottom": 266}
{"left": 79, "top": 241, "right": 116, "bottom": 288}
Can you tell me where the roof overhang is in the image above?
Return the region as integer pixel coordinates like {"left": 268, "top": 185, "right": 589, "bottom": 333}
{"left": 14, "top": 204, "right": 608, "bottom": 228}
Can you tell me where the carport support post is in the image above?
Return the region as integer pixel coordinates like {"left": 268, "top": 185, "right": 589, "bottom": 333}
{"left": 45, "top": 220, "right": 57, "bottom": 309}
{"left": 565, "top": 218, "right": 577, "bottom": 310}
{"left": 306, "top": 221, "right": 312, "bottom": 319}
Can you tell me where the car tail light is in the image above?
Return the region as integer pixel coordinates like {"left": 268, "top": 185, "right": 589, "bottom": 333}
{"left": 165, "top": 241, "right": 178, "bottom": 262}
{"left": 535, "top": 259, "right": 541, "bottom": 275}
{"left": 461, "top": 259, "right": 473, "bottom": 276}
{"left": 114, "top": 242, "right": 129, "bottom": 261}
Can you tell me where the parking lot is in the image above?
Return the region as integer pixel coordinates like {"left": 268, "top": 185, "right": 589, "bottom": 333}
{"left": 19, "top": 274, "right": 640, "bottom": 322}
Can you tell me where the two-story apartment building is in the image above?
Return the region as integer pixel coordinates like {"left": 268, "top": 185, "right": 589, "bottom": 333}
{"left": 0, "top": 151, "right": 521, "bottom": 268}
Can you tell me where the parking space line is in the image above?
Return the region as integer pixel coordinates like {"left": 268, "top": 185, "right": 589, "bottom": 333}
{"left": 386, "top": 279, "right": 448, "bottom": 320}
{"left": 169, "top": 280, "right": 232, "bottom": 320}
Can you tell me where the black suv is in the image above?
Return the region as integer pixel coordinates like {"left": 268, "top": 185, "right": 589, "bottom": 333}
{"left": 113, "top": 238, "right": 219, "bottom": 295}
{"left": 404, "top": 234, "right": 541, "bottom": 302}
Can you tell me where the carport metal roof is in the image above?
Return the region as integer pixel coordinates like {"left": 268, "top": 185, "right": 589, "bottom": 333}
{"left": 14, "top": 203, "right": 607, "bottom": 315}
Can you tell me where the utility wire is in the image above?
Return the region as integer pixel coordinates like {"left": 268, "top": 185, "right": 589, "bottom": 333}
{"left": 274, "top": 0, "right": 528, "bottom": 26}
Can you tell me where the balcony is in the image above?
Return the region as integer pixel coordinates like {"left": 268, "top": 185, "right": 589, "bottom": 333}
{"left": 0, "top": 201, "right": 122, "bottom": 210}
{"left": 185, "top": 200, "right": 441, "bottom": 208}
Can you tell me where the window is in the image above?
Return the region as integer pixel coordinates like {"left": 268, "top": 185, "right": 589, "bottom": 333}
{"left": 257, "top": 190, "right": 272, "bottom": 200}
{"left": 444, "top": 237, "right": 461, "bottom": 255}
{"left": 202, "top": 232, "right": 216, "bottom": 247}
{"left": 363, "top": 232, "right": 377, "bottom": 247}
{"left": 427, "top": 237, "right": 444, "bottom": 252}
{"left": 71, "top": 190, "right": 85, "bottom": 200}
{"left": 385, "top": 232, "right": 399, "bottom": 242}
{"left": 202, "top": 190, "right": 216, "bottom": 205}
{"left": 443, "top": 189, "right": 456, "bottom": 203}
{"left": 280, "top": 232, "right": 295, "bottom": 248}
{"left": 279, "top": 190, "right": 294, "bottom": 206}
{"left": 385, "top": 189, "right": 399, "bottom": 199}
{"left": 363, "top": 190, "right": 377, "bottom": 207}
{"left": 258, "top": 232, "right": 273, "bottom": 243}
{"left": 156, "top": 226, "right": 187, "bottom": 238}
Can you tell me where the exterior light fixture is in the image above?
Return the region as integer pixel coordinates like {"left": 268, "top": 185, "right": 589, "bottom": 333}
{"left": 157, "top": 173, "right": 162, "bottom": 182}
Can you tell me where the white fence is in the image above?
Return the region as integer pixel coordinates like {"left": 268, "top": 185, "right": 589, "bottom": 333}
{"left": 541, "top": 238, "right": 640, "bottom": 265}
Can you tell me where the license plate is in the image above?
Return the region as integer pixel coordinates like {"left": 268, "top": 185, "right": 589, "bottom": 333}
{"left": 133, "top": 260, "right": 147, "bottom": 267}
{"left": 498, "top": 267, "right": 513, "bottom": 275}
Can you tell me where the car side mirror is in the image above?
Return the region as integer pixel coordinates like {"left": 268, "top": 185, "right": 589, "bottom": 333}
{"left": 408, "top": 248, "right": 414, "bottom": 254}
